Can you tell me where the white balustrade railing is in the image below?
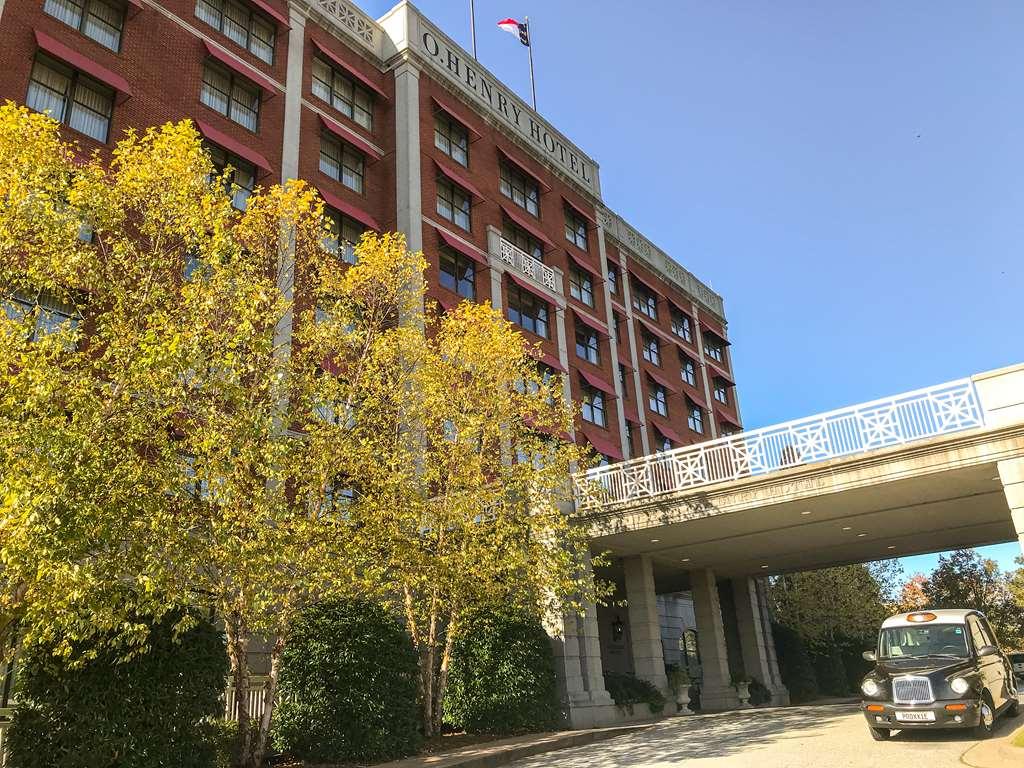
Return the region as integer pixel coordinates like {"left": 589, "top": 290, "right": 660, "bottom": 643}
{"left": 0, "top": 708, "right": 11, "bottom": 768}
{"left": 499, "top": 238, "right": 559, "bottom": 294}
{"left": 223, "top": 675, "right": 270, "bottom": 723}
{"left": 576, "top": 377, "right": 985, "bottom": 510}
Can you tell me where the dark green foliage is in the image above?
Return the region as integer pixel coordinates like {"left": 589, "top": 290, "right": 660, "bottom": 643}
{"left": 748, "top": 677, "right": 772, "bottom": 705}
{"left": 7, "top": 612, "right": 227, "bottom": 768}
{"left": 444, "top": 607, "right": 561, "bottom": 734}
{"left": 273, "top": 599, "right": 421, "bottom": 763}
{"left": 772, "top": 622, "right": 819, "bottom": 703}
{"left": 811, "top": 644, "right": 850, "bottom": 696}
{"left": 207, "top": 720, "right": 238, "bottom": 768}
{"left": 602, "top": 672, "right": 666, "bottom": 715}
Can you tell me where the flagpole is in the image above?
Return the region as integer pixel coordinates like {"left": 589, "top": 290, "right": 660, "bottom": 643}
{"left": 469, "top": 0, "right": 477, "bottom": 59}
{"left": 525, "top": 16, "right": 536, "bottom": 110}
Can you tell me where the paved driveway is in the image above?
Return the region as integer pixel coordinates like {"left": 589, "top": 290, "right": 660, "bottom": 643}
{"left": 508, "top": 702, "right": 1022, "bottom": 768}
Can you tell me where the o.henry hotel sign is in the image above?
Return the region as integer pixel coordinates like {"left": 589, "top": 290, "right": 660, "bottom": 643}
{"left": 417, "top": 24, "right": 600, "bottom": 196}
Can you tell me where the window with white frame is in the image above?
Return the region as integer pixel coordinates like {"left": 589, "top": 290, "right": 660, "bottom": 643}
{"left": 323, "top": 209, "right": 366, "bottom": 264}
{"left": 575, "top": 324, "right": 599, "bottom": 365}
{"left": 312, "top": 58, "right": 373, "bottom": 130}
{"left": 581, "top": 384, "right": 606, "bottom": 427}
{"left": 671, "top": 309, "right": 692, "bottom": 342}
{"left": 648, "top": 380, "right": 668, "bottom": 417}
{"left": 26, "top": 55, "right": 114, "bottom": 143}
{"left": 688, "top": 403, "right": 704, "bottom": 433}
{"left": 641, "top": 332, "right": 660, "bottom": 366}
{"left": 655, "top": 431, "right": 673, "bottom": 452}
{"left": 3, "top": 291, "right": 80, "bottom": 343}
{"left": 439, "top": 246, "right": 475, "bottom": 300}
{"left": 704, "top": 335, "right": 724, "bottom": 362}
{"left": 44, "top": 0, "right": 125, "bottom": 51}
{"left": 713, "top": 380, "right": 729, "bottom": 404}
{"left": 612, "top": 312, "right": 623, "bottom": 343}
{"left": 507, "top": 282, "right": 548, "bottom": 338}
{"left": 680, "top": 353, "right": 696, "bottom": 387}
{"left": 607, "top": 262, "right": 619, "bottom": 295}
{"left": 320, "top": 133, "right": 365, "bottom": 194}
{"left": 500, "top": 163, "right": 540, "bottom": 217}
{"left": 564, "top": 206, "right": 588, "bottom": 251}
{"left": 195, "top": 0, "right": 275, "bottom": 63}
{"left": 569, "top": 265, "right": 594, "bottom": 307}
{"left": 200, "top": 62, "right": 260, "bottom": 132}
{"left": 631, "top": 280, "right": 657, "bottom": 320}
{"left": 501, "top": 220, "right": 543, "bottom": 261}
{"left": 618, "top": 364, "right": 629, "bottom": 396}
{"left": 436, "top": 176, "right": 471, "bottom": 231}
{"left": 434, "top": 112, "right": 468, "bottom": 166}
{"left": 207, "top": 144, "right": 256, "bottom": 210}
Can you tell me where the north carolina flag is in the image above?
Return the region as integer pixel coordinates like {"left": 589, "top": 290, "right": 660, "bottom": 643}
{"left": 497, "top": 17, "right": 529, "bottom": 46}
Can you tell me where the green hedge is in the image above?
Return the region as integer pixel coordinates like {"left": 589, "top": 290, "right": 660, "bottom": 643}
{"left": 603, "top": 672, "right": 666, "bottom": 715}
{"left": 444, "top": 608, "right": 561, "bottom": 734}
{"left": 7, "top": 612, "right": 227, "bottom": 768}
{"left": 273, "top": 599, "right": 421, "bottom": 763}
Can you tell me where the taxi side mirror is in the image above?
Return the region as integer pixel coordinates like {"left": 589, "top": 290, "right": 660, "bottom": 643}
{"left": 863, "top": 650, "right": 877, "bottom": 662}
{"left": 977, "top": 645, "right": 998, "bottom": 658}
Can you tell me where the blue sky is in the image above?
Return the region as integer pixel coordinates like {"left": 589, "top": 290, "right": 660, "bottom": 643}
{"left": 365, "top": 1, "right": 1023, "bottom": 573}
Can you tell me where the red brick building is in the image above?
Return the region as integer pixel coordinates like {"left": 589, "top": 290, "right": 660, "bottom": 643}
{"left": 0, "top": 0, "right": 741, "bottom": 462}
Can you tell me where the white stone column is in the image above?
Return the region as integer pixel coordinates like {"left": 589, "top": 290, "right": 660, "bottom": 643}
{"left": 690, "top": 568, "right": 739, "bottom": 710}
{"left": 755, "top": 578, "right": 789, "bottom": 703}
{"left": 733, "top": 576, "right": 789, "bottom": 705}
{"left": 280, "top": 9, "right": 306, "bottom": 183}
{"left": 998, "top": 457, "right": 1024, "bottom": 557}
{"left": 623, "top": 555, "right": 668, "bottom": 691}
{"left": 393, "top": 61, "right": 422, "bottom": 253}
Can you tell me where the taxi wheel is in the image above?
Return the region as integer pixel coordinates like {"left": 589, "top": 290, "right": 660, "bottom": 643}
{"left": 1008, "top": 695, "right": 1020, "bottom": 718}
{"left": 974, "top": 693, "right": 995, "bottom": 739}
{"left": 869, "top": 727, "right": 892, "bottom": 741}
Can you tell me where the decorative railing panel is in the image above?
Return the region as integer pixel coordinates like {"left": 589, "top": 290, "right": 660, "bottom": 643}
{"left": 313, "top": 0, "right": 380, "bottom": 51}
{"left": 499, "top": 238, "right": 560, "bottom": 294}
{"left": 576, "top": 378, "right": 984, "bottom": 510}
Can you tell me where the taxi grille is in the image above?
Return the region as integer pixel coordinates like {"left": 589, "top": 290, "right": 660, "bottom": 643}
{"left": 892, "top": 676, "right": 934, "bottom": 704}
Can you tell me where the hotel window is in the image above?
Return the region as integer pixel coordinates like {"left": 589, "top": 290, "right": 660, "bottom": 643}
{"left": 612, "top": 312, "right": 623, "bottom": 343}
{"left": 713, "top": 380, "right": 729, "bottom": 405}
{"left": 564, "top": 207, "right": 588, "bottom": 251}
{"left": 200, "top": 62, "right": 260, "bottom": 132}
{"left": 312, "top": 58, "right": 373, "bottom": 131}
{"left": 641, "top": 332, "right": 660, "bottom": 366}
{"left": 501, "top": 220, "right": 543, "bottom": 262}
{"left": 648, "top": 380, "right": 668, "bottom": 417}
{"left": 26, "top": 55, "right": 114, "bottom": 143}
{"left": 671, "top": 309, "right": 692, "bottom": 342}
{"left": 704, "top": 335, "right": 724, "bottom": 362}
{"left": 3, "top": 291, "right": 80, "bottom": 343}
{"left": 618, "top": 364, "right": 629, "bottom": 395}
{"left": 625, "top": 423, "right": 636, "bottom": 457}
{"left": 323, "top": 209, "right": 365, "bottom": 264}
{"left": 195, "top": 0, "right": 275, "bottom": 64}
{"left": 575, "top": 325, "right": 599, "bottom": 365}
{"left": 44, "top": 0, "right": 125, "bottom": 51}
{"left": 500, "top": 163, "right": 540, "bottom": 217}
{"left": 320, "top": 134, "right": 365, "bottom": 194}
{"left": 655, "top": 432, "right": 673, "bottom": 453}
{"left": 433, "top": 112, "right": 468, "bottom": 166}
{"left": 207, "top": 144, "right": 255, "bottom": 210}
{"left": 439, "top": 246, "right": 475, "bottom": 300}
{"left": 688, "top": 404, "right": 704, "bottom": 433}
{"left": 607, "top": 262, "right": 619, "bottom": 295}
{"left": 631, "top": 281, "right": 657, "bottom": 320}
{"left": 680, "top": 353, "right": 696, "bottom": 387}
{"left": 569, "top": 266, "right": 594, "bottom": 307}
{"left": 507, "top": 282, "right": 548, "bottom": 338}
{"left": 581, "top": 384, "right": 606, "bottom": 427}
{"left": 720, "top": 425, "right": 738, "bottom": 437}
{"left": 436, "top": 177, "right": 471, "bottom": 231}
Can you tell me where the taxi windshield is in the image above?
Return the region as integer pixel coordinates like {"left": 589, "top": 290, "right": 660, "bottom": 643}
{"left": 878, "top": 623, "right": 969, "bottom": 660}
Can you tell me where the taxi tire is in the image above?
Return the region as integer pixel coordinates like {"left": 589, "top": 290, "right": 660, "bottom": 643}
{"left": 869, "top": 727, "right": 892, "bottom": 741}
{"left": 973, "top": 692, "right": 995, "bottom": 739}
{"left": 1008, "top": 696, "right": 1020, "bottom": 718}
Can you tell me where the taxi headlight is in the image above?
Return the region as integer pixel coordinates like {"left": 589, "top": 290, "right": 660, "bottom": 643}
{"left": 950, "top": 677, "right": 970, "bottom": 695}
{"left": 861, "top": 679, "right": 880, "bottom": 697}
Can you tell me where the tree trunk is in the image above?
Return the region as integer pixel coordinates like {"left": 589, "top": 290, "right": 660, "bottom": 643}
{"left": 249, "top": 634, "right": 284, "bottom": 768}
{"left": 226, "top": 618, "right": 252, "bottom": 768}
{"left": 420, "top": 608, "right": 439, "bottom": 737}
{"left": 432, "top": 615, "right": 457, "bottom": 736}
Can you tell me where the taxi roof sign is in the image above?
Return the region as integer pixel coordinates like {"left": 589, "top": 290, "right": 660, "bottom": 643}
{"left": 907, "top": 612, "right": 938, "bottom": 623}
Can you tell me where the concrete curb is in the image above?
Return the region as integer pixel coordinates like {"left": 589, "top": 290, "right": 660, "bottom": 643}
{"left": 961, "top": 724, "right": 1024, "bottom": 768}
{"left": 373, "top": 724, "right": 651, "bottom": 768}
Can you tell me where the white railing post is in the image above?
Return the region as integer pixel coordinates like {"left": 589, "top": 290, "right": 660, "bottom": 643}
{"left": 575, "top": 378, "right": 984, "bottom": 510}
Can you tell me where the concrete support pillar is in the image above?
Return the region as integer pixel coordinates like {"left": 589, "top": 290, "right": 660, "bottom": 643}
{"left": 623, "top": 555, "right": 668, "bottom": 691}
{"left": 997, "top": 457, "right": 1024, "bottom": 557}
{"left": 393, "top": 61, "right": 422, "bottom": 254}
{"left": 733, "top": 576, "right": 789, "bottom": 705}
{"left": 691, "top": 568, "right": 740, "bottom": 710}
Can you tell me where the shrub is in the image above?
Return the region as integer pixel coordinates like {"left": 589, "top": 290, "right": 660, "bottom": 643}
{"left": 748, "top": 677, "right": 772, "bottom": 705}
{"left": 603, "top": 672, "right": 666, "bottom": 715}
{"left": 7, "top": 612, "right": 227, "bottom": 768}
{"left": 444, "top": 607, "right": 561, "bottom": 734}
{"left": 772, "top": 622, "right": 819, "bottom": 703}
{"left": 273, "top": 599, "right": 421, "bottom": 763}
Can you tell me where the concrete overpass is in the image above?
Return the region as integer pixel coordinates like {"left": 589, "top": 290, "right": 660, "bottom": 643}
{"left": 551, "top": 363, "right": 1024, "bottom": 727}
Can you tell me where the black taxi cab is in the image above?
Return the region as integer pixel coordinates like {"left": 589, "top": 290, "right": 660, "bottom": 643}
{"left": 860, "top": 609, "right": 1019, "bottom": 740}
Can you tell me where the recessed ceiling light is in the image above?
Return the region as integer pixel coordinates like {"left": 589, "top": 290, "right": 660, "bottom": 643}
{"left": 681, "top": 557, "right": 691, "bottom": 562}
{"left": 800, "top": 510, "right": 812, "bottom": 516}
{"left": 760, "top": 564, "right": 769, "bottom": 569}
{"left": 651, "top": 538, "right": 660, "bottom": 543}
{"left": 887, "top": 546, "right": 896, "bottom": 550}
{"left": 842, "top": 526, "right": 852, "bottom": 531}
{"left": 857, "top": 533, "right": 868, "bottom": 538}
{"left": 991, "top": 476, "right": 1001, "bottom": 481}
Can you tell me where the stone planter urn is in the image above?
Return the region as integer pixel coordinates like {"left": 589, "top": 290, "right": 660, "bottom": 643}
{"left": 735, "top": 681, "right": 752, "bottom": 708}
{"left": 676, "top": 686, "right": 692, "bottom": 714}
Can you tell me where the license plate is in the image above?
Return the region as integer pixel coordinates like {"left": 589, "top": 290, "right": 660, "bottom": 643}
{"left": 895, "top": 711, "right": 935, "bottom": 722}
